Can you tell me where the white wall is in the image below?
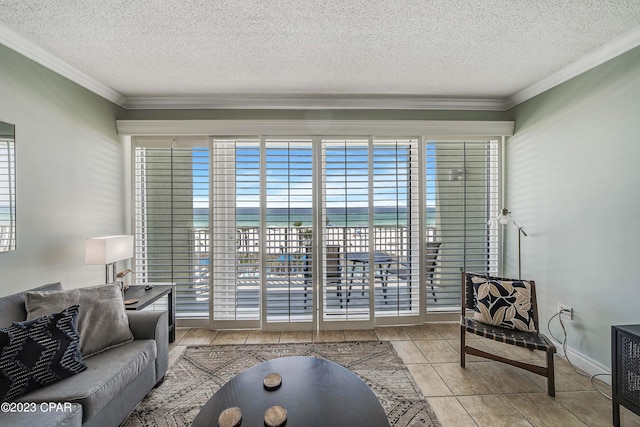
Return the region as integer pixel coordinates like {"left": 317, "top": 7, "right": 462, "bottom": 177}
{"left": 506, "top": 46, "right": 640, "bottom": 368}
{"left": 0, "top": 44, "right": 126, "bottom": 294}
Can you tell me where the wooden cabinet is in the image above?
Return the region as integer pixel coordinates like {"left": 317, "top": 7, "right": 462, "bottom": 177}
{"left": 612, "top": 325, "right": 640, "bottom": 426}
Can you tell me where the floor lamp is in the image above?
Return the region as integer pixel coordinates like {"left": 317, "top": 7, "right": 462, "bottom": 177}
{"left": 489, "top": 208, "right": 527, "bottom": 279}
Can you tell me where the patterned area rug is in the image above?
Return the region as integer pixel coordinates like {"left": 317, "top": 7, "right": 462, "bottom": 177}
{"left": 123, "top": 341, "right": 440, "bottom": 427}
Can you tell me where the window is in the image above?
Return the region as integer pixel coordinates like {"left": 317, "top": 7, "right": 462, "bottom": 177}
{"left": 0, "top": 121, "right": 16, "bottom": 252}
{"left": 132, "top": 132, "right": 501, "bottom": 326}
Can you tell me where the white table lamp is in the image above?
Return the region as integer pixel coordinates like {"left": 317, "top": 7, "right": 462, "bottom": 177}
{"left": 85, "top": 235, "right": 134, "bottom": 284}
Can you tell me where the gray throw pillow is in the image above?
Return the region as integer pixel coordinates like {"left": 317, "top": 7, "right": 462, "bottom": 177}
{"left": 25, "top": 284, "right": 134, "bottom": 358}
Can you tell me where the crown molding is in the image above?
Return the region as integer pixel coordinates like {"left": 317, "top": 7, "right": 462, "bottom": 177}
{"left": 123, "top": 95, "right": 507, "bottom": 111}
{"left": 116, "top": 119, "right": 515, "bottom": 137}
{"left": 505, "top": 24, "right": 640, "bottom": 110}
{"left": 0, "top": 23, "right": 127, "bottom": 107}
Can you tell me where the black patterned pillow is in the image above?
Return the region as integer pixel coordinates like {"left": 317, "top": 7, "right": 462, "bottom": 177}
{"left": 0, "top": 305, "right": 87, "bottom": 402}
{"left": 471, "top": 275, "right": 536, "bottom": 332}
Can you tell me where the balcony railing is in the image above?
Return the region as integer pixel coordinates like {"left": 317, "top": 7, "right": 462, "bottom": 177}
{"left": 191, "top": 225, "right": 442, "bottom": 306}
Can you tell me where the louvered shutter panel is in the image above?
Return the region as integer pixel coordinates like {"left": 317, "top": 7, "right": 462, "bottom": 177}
{"left": 0, "top": 132, "right": 16, "bottom": 251}
{"left": 264, "top": 138, "right": 314, "bottom": 323}
{"left": 212, "top": 139, "right": 261, "bottom": 322}
{"left": 372, "top": 139, "right": 420, "bottom": 317}
{"left": 134, "top": 137, "right": 210, "bottom": 318}
{"left": 426, "top": 140, "right": 499, "bottom": 311}
{"left": 322, "top": 139, "right": 370, "bottom": 321}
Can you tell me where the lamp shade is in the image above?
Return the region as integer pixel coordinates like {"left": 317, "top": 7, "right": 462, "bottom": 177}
{"left": 85, "top": 235, "right": 133, "bottom": 265}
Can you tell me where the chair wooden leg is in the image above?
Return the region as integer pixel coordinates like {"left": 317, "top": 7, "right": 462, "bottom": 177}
{"left": 546, "top": 351, "right": 555, "bottom": 397}
{"left": 460, "top": 325, "right": 466, "bottom": 368}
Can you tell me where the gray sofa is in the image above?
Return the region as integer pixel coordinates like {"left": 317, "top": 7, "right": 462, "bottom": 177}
{"left": 0, "top": 282, "right": 168, "bottom": 427}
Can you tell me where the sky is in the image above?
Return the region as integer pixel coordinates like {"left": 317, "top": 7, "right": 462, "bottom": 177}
{"left": 191, "top": 139, "right": 434, "bottom": 213}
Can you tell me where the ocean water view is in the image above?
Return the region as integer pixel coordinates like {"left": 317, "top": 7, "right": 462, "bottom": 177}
{"left": 193, "top": 207, "right": 436, "bottom": 228}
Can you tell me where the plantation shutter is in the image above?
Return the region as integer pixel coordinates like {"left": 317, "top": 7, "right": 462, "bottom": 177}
{"left": 426, "top": 140, "right": 499, "bottom": 311}
{"left": 372, "top": 139, "right": 420, "bottom": 317}
{"left": 211, "top": 138, "right": 261, "bottom": 323}
{"left": 321, "top": 138, "right": 371, "bottom": 321}
{"left": 0, "top": 130, "right": 16, "bottom": 252}
{"left": 134, "top": 136, "right": 210, "bottom": 318}
{"left": 264, "top": 138, "right": 314, "bottom": 324}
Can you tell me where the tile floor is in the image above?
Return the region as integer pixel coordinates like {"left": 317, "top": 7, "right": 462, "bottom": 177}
{"left": 169, "top": 324, "right": 640, "bottom": 427}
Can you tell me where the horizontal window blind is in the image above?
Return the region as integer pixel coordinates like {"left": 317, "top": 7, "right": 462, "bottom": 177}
{"left": 134, "top": 137, "right": 210, "bottom": 318}
{"left": 322, "top": 139, "right": 370, "bottom": 321}
{"left": 265, "top": 138, "right": 313, "bottom": 323}
{"left": 373, "top": 139, "right": 420, "bottom": 317}
{"left": 0, "top": 135, "right": 16, "bottom": 252}
{"left": 133, "top": 134, "right": 502, "bottom": 325}
{"left": 426, "top": 140, "right": 499, "bottom": 312}
{"left": 212, "top": 139, "right": 260, "bottom": 322}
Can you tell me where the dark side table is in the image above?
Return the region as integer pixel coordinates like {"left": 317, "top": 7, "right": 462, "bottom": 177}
{"left": 124, "top": 284, "right": 175, "bottom": 343}
{"left": 612, "top": 324, "right": 640, "bottom": 426}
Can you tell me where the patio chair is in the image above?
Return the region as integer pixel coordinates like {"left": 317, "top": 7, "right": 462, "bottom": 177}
{"left": 387, "top": 242, "right": 440, "bottom": 301}
{"left": 460, "top": 272, "right": 556, "bottom": 397}
{"left": 302, "top": 245, "right": 343, "bottom": 309}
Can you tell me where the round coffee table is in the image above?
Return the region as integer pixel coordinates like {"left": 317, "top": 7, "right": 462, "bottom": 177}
{"left": 191, "top": 356, "right": 390, "bottom": 427}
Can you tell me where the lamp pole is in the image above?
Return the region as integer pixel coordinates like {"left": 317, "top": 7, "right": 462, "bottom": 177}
{"left": 517, "top": 226, "right": 527, "bottom": 279}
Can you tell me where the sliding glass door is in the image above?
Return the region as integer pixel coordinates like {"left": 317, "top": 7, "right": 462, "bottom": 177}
{"left": 133, "top": 135, "right": 500, "bottom": 329}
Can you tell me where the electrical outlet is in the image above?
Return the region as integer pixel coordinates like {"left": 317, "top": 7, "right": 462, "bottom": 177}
{"left": 558, "top": 303, "right": 573, "bottom": 320}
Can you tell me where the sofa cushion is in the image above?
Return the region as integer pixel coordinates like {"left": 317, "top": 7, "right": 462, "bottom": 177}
{"left": 25, "top": 284, "right": 134, "bottom": 358}
{"left": 0, "top": 402, "right": 82, "bottom": 427}
{"left": 0, "top": 305, "right": 87, "bottom": 402}
{"left": 17, "top": 339, "right": 157, "bottom": 422}
{"left": 0, "top": 283, "right": 63, "bottom": 328}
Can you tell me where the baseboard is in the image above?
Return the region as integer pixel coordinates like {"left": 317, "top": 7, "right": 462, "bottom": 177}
{"left": 548, "top": 337, "right": 612, "bottom": 386}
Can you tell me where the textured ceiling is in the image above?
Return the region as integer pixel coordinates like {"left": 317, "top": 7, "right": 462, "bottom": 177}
{"left": 1, "top": 0, "right": 640, "bottom": 107}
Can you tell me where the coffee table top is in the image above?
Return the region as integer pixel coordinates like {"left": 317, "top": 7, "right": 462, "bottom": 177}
{"left": 191, "top": 356, "right": 390, "bottom": 427}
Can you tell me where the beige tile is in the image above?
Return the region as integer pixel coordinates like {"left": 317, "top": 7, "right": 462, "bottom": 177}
{"left": 505, "top": 393, "right": 587, "bottom": 427}
{"left": 455, "top": 334, "right": 547, "bottom": 365}
{"left": 168, "top": 345, "right": 187, "bottom": 368}
{"left": 391, "top": 340, "right": 428, "bottom": 364}
{"left": 554, "top": 391, "right": 619, "bottom": 427}
{"left": 211, "top": 330, "right": 249, "bottom": 345}
{"left": 470, "top": 361, "right": 543, "bottom": 394}
{"left": 427, "top": 396, "right": 476, "bottom": 427}
{"left": 552, "top": 358, "right": 609, "bottom": 391}
{"left": 431, "top": 323, "right": 460, "bottom": 340}
{"left": 245, "top": 331, "right": 281, "bottom": 344}
{"left": 374, "top": 326, "right": 411, "bottom": 341}
{"left": 179, "top": 328, "right": 218, "bottom": 345}
{"left": 279, "top": 331, "right": 313, "bottom": 343}
{"left": 432, "top": 362, "right": 497, "bottom": 395}
{"left": 621, "top": 406, "right": 640, "bottom": 427}
{"left": 312, "top": 330, "right": 346, "bottom": 343}
{"left": 174, "top": 327, "right": 189, "bottom": 343}
{"left": 344, "top": 329, "right": 378, "bottom": 341}
{"left": 450, "top": 337, "right": 493, "bottom": 363}
{"left": 406, "top": 364, "right": 452, "bottom": 397}
{"left": 524, "top": 357, "right": 595, "bottom": 393}
{"left": 478, "top": 337, "right": 545, "bottom": 361}
{"left": 404, "top": 324, "right": 444, "bottom": 340}
{"left": 458, "top": 394, "right": 534, "bottom": 427}
{"left": 415, "top": 339, "right": 460, "bottom": 363}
